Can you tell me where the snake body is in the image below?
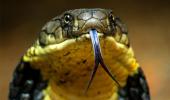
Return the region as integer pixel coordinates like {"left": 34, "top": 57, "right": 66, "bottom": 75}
{"left": 9, "top": 9, "right": 150, "bottom": 100}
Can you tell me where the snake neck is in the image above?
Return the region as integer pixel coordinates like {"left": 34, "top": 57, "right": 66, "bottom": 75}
{"left": 43, "top": 66, "right": 119, "bottom": 100}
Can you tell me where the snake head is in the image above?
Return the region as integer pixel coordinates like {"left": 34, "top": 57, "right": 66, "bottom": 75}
{"left": 38, "top": 9, "right": 129, "bottom": 47}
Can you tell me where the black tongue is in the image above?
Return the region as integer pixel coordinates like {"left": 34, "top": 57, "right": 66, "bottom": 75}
{"left": 85, "top": 29, "right": 120, "bottom": 93}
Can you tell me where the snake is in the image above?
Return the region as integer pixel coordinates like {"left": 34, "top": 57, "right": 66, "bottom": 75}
{"left": 9, "top": 8, "right": 150, "bottom": 100}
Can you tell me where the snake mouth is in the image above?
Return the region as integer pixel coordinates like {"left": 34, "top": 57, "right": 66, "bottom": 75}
{"left": 85, "top": 29, "right": 120, "bottom": 93}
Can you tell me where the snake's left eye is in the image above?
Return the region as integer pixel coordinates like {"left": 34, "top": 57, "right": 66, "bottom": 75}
{"left": 64, "top": 14, "right": 73, "bottom": 24}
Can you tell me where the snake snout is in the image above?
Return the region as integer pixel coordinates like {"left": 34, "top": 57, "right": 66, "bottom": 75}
{"left": 81, "top": 18, "right": 106, "bottom": 33}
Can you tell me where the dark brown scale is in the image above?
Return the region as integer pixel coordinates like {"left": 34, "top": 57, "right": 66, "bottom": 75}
{"left": 64, "top": 71, "right": 71, "bottom": 76}
{"left": 63, "top": 51, "right": 71, "bottom": 56}
{"left": 82, "top": 59, "right": 87, "bottom": 64}
{"left": 58, "top": 79, "right": 67, "bottom": 84}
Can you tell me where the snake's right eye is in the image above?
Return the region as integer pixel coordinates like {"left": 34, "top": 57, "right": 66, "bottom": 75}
{"left": 64, "top": 14, "right": 73, "bottom": 24}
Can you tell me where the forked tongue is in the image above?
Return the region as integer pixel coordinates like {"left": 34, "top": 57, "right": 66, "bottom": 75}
{"left": 85, "top": 29, "right": 120, "bottom": 93}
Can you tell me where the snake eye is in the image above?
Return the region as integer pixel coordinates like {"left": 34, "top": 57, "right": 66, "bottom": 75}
{"left": 64, "top": 14, "right": 73, "bottom": 24}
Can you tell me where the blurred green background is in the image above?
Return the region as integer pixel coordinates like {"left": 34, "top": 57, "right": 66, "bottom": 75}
{"left": 1, "top": 0, "right": 170, "bottom": 100}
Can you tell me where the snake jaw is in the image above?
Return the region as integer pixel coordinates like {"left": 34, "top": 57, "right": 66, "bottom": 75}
{"left": 85, "top": 29, "right": 120, "bottom": 93}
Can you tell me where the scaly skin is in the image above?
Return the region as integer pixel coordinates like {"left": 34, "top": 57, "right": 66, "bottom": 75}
{"left": 9, "top": 9, "right": 150, "bottom": 100}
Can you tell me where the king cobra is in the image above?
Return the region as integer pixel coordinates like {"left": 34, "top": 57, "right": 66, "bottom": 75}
{"left": 9, "top": 8, "right": 150, "bottom": 100}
